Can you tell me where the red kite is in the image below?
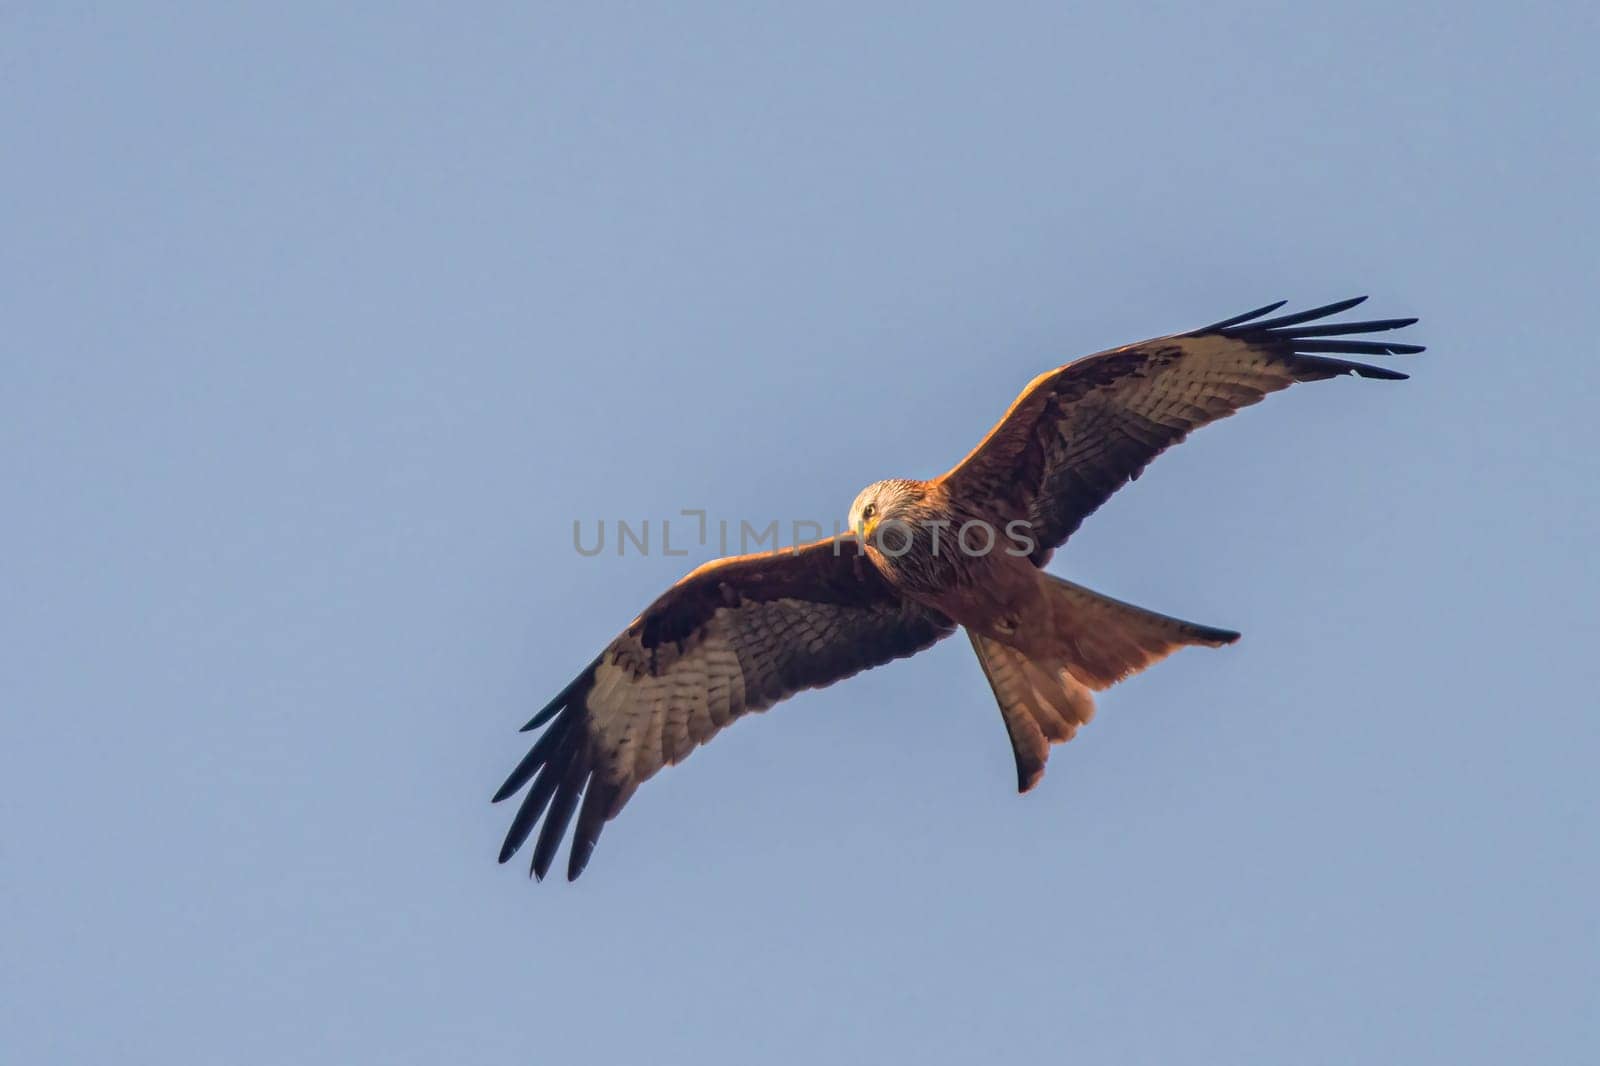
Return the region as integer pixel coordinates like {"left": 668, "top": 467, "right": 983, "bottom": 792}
{"left": 495, "top": 297, "right": 1421, "bottom": 880}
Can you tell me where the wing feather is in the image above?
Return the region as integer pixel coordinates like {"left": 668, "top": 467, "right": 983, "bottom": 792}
{"left": 494, "top": 537, "right": 955, "bottom": 880}
{"left": 939, "top": 297, "right": 1422, "bottom": 560}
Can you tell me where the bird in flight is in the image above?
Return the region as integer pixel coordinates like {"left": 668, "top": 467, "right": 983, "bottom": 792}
{"left": 494, "top": 296, "right": 1422, "bottom": 881}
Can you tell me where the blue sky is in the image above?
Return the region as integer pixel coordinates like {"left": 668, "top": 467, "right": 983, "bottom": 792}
{"left": 3, "top": 3, "right": 1595, "bottom": 1063}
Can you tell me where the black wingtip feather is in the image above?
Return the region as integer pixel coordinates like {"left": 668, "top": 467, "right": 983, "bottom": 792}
{"left": 531, "top": 761, "right": 587, "bottom": 881}
{"left": 566, "top": 777, "right": 619, "bottom": 881}
{"left": 496, "top": 668, "right": 594, "bottom": 864}
{"left": 1240, "top": 295, "right": 1369, "bottom": 332}
{"left": 1197, "top": 297, "right": 1422, "bottom": 373}
{"left": 1292, "top": 339, "right": 1425, "bottom": 356}
{"left": 519, "top": 656, "right": 601, "bottom": 732}
{"left": 1275, "top": 317, "right": 1417, "bottom": 338}
{"left": 1196, "top": 299, "right": 1287, "bottom": 332}
{"left": 498, "top": 773, "right": 556, "bottom": 864}
{"left": 1293, "top": 355, "right": 1410, "bottom": 381}
{"left": 492, "top": 711, "right": 576, "bottom": 803}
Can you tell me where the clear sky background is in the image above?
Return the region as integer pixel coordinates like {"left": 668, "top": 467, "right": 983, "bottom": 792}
{"left": 4, "top": 4, "right": 1596, "bottom": 1063}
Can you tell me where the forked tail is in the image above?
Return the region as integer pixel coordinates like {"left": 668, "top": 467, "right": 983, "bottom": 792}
{"left": 968, "top": 575, "right": 1239, "bottom": 792}
{"left": 1038, "top": 573, "right": 1239, "bottom": 690}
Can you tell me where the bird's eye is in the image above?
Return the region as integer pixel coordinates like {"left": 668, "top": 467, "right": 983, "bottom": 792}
{"left": 862, "top": 504, "right": 876, "bottom": 520}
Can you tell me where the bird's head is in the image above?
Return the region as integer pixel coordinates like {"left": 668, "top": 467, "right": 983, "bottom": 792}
{"left": 847, "top": 479, "right": 923, "bottom": 543}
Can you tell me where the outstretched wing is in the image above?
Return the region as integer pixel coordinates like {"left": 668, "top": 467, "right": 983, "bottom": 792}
{"left": 493, "top": 538, "right": 955, "bottom": 881}
{"left": 938, "top": 297, "right": 1423, "bottom": 562}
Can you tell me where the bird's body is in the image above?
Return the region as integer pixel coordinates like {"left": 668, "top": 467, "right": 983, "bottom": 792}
{"left": 849, "top": 478, "right": 1058, "bottom": 652}
{"left": 495, "top": 297, "right": 1424, "bottom": 881}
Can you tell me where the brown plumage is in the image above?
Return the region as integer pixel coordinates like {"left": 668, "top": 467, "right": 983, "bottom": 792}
{"left": 495, "top": 297, "right": 1422, "bottom": 880}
